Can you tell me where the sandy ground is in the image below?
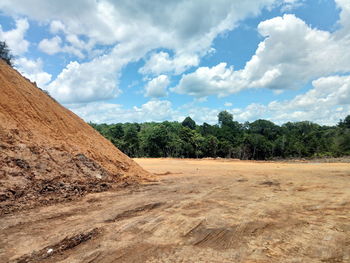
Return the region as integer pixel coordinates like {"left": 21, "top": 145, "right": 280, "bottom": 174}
{"left": 1, "top": 158, "right": 349, "bottom": 263}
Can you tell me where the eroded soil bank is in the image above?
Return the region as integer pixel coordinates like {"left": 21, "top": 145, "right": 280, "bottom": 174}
{"left": 1, "top": 159, "right": 349, "bottom": 263}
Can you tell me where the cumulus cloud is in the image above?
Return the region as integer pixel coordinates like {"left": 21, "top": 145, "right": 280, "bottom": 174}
{"left": 0, "top": 0, "right": 277, "bottom": 52}
{"left": 248, "top": 14, "right": 349, "bottom": 88}
{"left": 69, "top": 100, "right": 180, "bottom": 124}
{"left": 174, "top": 14, "right": 350, "bottom": 97}
{"left": 178, "top": 74, "right": 350, "bottom": 125}
{"left": 144, "top": 75, "right": 169, "bottom": 98}
{"left": 140, "top": 51, "right": 200, "bottom": 75}
{"left": 49, "top": 20, "right": 65, "bottom": 34}
{"left": 39, "top": 35, "right": 87, "bottom": 58}
{"left": 66, "top": 74, "right": 350, "bottom": 125}
{"left": 335, "top": 0, "right": 350, "bottom": 36}
{"left": 173, "top": 63, "right": 244, "bottom": 97}
{"left": 47, "top": 60, "right": 121, "bottom": 104}
{"left": 46, "top": 37, "right": 154, "bottom": 103}
{"left": 270, "top": 75, "right": 350, "bottom": 111}
{"left": 185, "top": 107, "right": 220, "bottom": 124}
{"left": 280, "top": 0, "right": 303, "bottom": 11}
{"left": 15, "top": 57, "right": 52, "bottom": 88}
{"left": 38, "top": 36, "right": 62, "bottom": 55}
{"left": 175, "top": 74, "right": 350, "bottom": 125}
{"left": 0, "top": 0, "right": 279, "bottom": 103}
{"left": 0, "top": 18, "right": 29, "bottom": 55}
{"left": 230, "top": 74, "right": 350, "bottom": 125}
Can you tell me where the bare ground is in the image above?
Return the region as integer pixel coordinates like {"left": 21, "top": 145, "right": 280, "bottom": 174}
{"left": 1, "top": 159, "right": 350, "bottom": 263}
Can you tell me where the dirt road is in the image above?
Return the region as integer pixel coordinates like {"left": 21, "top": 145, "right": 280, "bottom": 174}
{"left": 1, "top": 159, "right": 349, "bottom": 262}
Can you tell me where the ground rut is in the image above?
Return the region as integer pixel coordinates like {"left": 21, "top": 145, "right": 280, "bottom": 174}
{"left": 185, "top": 220, "right": 274, "bottom": 250}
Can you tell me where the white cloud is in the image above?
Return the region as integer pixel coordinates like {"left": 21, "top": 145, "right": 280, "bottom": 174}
{"left": 140, "top": 51, "right": 200, "bottom": 75}
{"left": 15, "top": 57, "right": 52, "bottom": 88}
{"left": 335, "top": 0, "right": 350, "bottom": 36}
{"left": 174, "top": 14, "right": 350, "bottom": 97}
{"left": 186, "top": 107, "right": 220, "bottom": 124}
{"left": 230, "top": 74, "right": 350, "bottom": 125}
{"left": 231, "top": 103, "right": 269, "bottom": 122}
{"left": 0, "top": 18, "right": 29, "bottom": 55}
{"left": 47, "top": 60, "right": 121, "bottom": 104}
{"left": 280, "top": 0, "right": 303, "bottom": 12}
{"left": 224, "top": 102, "right": 233, "bottom": 107}
{"left": 69, "top": 100, "right": 180, "bottom": 124}
{"left": 144, "top": 75, "right": 169, "bottom": 98}
{"left": 0, "top": 0, "right": 278, "bottom": 52}
{"left": 173, "top": 62, "right": 245, "bottom": 97}
{"left": 38, "top": 36, "right": 62, "bottom": 55}
{"left": 248, "top": 14, "right": 349, "bottom": 88}
{"left": 66, "top": 74, "right": 350, "bottom": 125}
{"left": 38, "top": 35, "right": 85, "bottom": 58}
{"left": 272, "top": 75, "right": 350, "bottom": 110}
{"left": 0, "top": 0, "right": 279, "bottom": 103}
{"left": 49, "top": 20, "right": 65, "bottom": 34}
{"left": 46, "top": 37, "right": 154, "bottom": 103}
{"left": 66, "top": 34, "right": 85, "bottom": 49}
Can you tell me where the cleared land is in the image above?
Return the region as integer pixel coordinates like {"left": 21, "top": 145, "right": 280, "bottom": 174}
{"left": 1, "top": 158, "right": 350, "bottom": 263}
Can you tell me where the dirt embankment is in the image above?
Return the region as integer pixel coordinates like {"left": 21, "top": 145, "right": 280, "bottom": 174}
{"left": 0, "top": 60, "right": 151, "bottom": 214}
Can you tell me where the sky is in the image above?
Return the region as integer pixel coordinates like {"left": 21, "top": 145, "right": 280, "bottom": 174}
{"left": 0, "top": 0, "right": 349, "bottom": 125}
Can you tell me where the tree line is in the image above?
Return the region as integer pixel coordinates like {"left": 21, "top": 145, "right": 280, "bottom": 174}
{"left": 90, "top": 111, "right": 350, "bottom": 160}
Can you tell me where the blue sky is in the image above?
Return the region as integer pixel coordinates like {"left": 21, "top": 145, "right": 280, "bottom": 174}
{"left": 0, "top": 0, "right": 349, "bottom": 125}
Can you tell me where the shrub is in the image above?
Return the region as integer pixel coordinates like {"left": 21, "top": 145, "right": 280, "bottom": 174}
{"left": 0, "top": 41, "right": 13, "bottom": 66}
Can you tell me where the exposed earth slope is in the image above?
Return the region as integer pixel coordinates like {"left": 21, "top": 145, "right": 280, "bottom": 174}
{"left": 0, "top": 60, "right": 151, "bottom": 214}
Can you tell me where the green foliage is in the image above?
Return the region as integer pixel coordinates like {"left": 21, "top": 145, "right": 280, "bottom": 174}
{"left": 90, "top": 114, "right": 350, "bottom": 160}
{"left": 218, "top": 110, "right": 233, "bottom": 127}
{"left": 202, "top": 135, "right": 219, "bottom": 157}
{"left": 181, "top": 116, "right": 196, "bottom": 130}
{"left": 338, "top": 115, "right": 350, "bottom": 129}
{"left": 336, "top": 116, "right": 350, "bottom": 155}
{"left": 243, "top": 134, "right": 273, "bottom": 160}
{"left": 121, "top": 124, "right": 140, "bottom": 157}
{"left": 0, "top": 41, "right": 13, "bottom": 66}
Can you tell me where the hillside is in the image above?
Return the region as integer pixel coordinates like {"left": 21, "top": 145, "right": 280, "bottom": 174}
{"left": 0, "top": 60, "right": 151, "bottom": 214}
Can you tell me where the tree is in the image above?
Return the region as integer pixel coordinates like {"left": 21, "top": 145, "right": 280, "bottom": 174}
{"left": 336, "top": 115, "right": 350, "bottom": 155}
{"left": 339, "top": 115, "right": 350, "bottom": 129}
{"left": 182, "top": 116, "right": 196, "bottom": 130}
{"left": 0, "top": 41, "right": 13, "bottom": 66}
{"left": 202, "top": 135, "right": 219, "bottom": 157}
{"left": 244, "top": 134, "right": 273, "bottom": 160}
{"left": 249, "top": 119, "right": 280, "bottom": 140}
{"left": 109, "top": 124, "right": 124, "bottom": 139}
{"left": 217, "top": 140, "right": 234, "bottom": 158}
{"left": 122, "top": 124, "right": 140, "bottom": 157}
{"left": 337, "top": 130, "right": 350, "bottom": 154}
{"left": 199, "top": 122, "right": 214, "bottom": 136}
{"left": 218, "top": 110, "right": 233, "bottom": 127}
{"left": 141, "top": 124, "right": 170, "bottom": 157}
{"left": 179, "top": 127, "right": 204, "bottom": 158}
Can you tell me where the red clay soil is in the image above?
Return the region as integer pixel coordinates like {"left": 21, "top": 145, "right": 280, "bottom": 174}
{"left": 0, "top": 60, "right": 151, "bottom": 215}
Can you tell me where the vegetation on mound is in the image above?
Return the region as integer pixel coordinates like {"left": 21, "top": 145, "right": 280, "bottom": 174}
{"left": 0, "top": 41, "right": 13, "bottom": 66}
{"left": 90, "top": 112, "right": 350, "bottom": 160}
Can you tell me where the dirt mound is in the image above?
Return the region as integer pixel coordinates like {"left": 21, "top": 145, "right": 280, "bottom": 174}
{"left": 0, "top": 60, "right": 151, "bottom": 214}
